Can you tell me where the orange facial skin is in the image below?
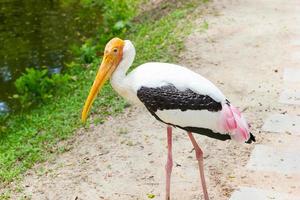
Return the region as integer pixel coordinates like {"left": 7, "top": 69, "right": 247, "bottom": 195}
{"left": 81, "top": 38, "right": 125, "bottom": 122}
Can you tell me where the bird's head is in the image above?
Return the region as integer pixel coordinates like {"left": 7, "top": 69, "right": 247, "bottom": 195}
{"left": 81, "top": 37, "right": 125, "bottom": 123}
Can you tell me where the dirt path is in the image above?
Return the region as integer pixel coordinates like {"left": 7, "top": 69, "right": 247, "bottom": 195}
{"left": 8, "top": 0, "right": 300, "bottom": 199}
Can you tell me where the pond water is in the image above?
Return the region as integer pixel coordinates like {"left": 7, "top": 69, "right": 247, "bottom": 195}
{"left": 0, "top": 0, "right": 102, "bottom": 114}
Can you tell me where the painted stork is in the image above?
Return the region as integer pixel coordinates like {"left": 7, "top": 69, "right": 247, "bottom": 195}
{"left": 81, "top": 38, "right": 255, "bottom": 200}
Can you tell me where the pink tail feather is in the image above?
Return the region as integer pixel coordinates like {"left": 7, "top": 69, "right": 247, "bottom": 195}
{"left": 220, "top": 103, "right": 250, "bottom": 143}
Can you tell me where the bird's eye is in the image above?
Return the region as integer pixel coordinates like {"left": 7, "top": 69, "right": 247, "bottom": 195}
{"left": 113, "top": 48, "right": 118, "bottom": 53}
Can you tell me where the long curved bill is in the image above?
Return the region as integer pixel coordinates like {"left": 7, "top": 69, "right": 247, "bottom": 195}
{"left": 81, "top": 55, "right": 115, "bottom": 123}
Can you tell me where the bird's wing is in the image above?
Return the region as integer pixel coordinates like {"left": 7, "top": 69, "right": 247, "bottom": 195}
{"left": 131, "top": 63, "right": 254, "bottom": 143}
{"left": 137, "top": 84, "right": 232, "bottom": 141}
{"left": 137, "top": 84, "right": 222, "bottom": 113}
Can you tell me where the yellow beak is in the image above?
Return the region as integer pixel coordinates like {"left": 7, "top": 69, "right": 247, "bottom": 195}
{"left": 81, "top": 55, "right": 116, "bottom": 123}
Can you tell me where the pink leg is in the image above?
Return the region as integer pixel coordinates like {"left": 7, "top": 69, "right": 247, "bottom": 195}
{"left": 188, "top": 132, "right": 209, "bottom": 200}
{"left": 165, "top": 126, "right": 173, "bottom": 200}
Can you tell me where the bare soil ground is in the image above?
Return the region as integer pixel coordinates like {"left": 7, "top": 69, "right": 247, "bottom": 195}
{"left": 7, "top": 0, "right": 300, "bottom": 199}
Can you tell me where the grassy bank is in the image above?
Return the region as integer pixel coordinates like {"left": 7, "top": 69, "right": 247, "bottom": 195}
{"left": 0, "top": 0, "right": 207, "bottom": 196}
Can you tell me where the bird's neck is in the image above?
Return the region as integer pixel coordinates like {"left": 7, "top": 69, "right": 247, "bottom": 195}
{"left": 111, "top": 51, "right": 134, "bottom": 82}
{"left": 110, "top": 41, "right": 135, "bottom": 100}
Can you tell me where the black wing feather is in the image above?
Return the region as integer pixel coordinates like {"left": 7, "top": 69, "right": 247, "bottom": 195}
{"left": 137, "top": 85, "right": 222, "bottom": 112}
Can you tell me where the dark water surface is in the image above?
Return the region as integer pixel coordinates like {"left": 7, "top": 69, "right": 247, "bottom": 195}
{"left": 0, "top": 0, "right": 102, "bottom": 113}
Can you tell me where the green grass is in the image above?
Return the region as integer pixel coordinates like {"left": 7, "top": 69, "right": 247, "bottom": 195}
{"left": 0, "top": 0, "right": 208, "bottom": 197}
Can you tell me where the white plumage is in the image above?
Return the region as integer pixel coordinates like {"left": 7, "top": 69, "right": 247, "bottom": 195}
{"left": 129, "top": 62, "right": 226, "bottom": 102}
{"left": 156, "top": 109, "right": 222, "bottom": 133}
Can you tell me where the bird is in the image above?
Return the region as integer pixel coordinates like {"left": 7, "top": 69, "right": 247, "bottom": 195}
{"left": 81, "top": 37, "right": 255, "bottom": 200}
